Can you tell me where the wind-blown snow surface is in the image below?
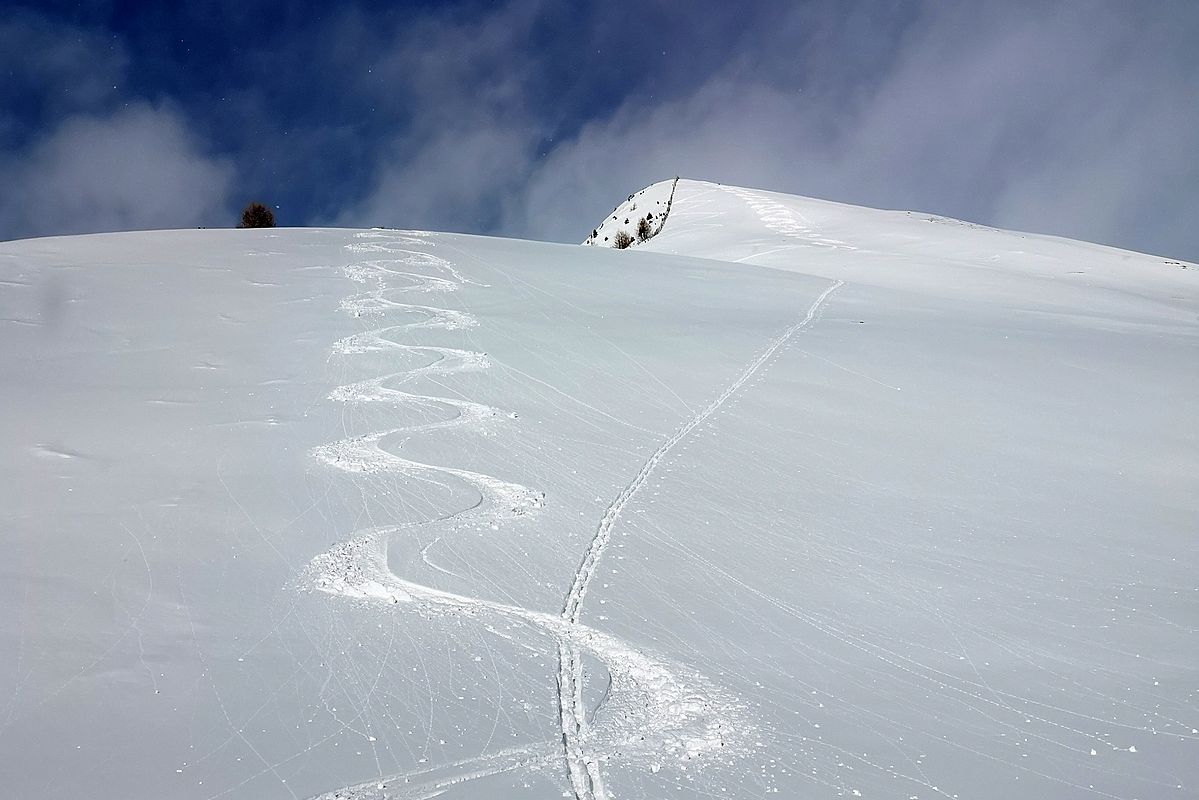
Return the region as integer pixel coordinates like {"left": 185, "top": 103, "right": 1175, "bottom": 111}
{"left": 1, "top": 182, "right": 1196, "bottom": 800}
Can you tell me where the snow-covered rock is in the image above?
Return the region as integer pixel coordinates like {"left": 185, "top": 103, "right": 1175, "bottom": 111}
{"left": 584, "top": 177, "right": 677, "bottom": 248}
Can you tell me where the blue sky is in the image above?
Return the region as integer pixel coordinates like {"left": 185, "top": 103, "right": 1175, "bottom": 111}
{"left": 2, "top": 0, "right": 1197, "bottom": 260}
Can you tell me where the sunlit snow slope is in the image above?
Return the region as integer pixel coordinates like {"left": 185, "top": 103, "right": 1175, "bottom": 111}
{"left": 1, "top": 181, "right": 1196, "bottom": 800}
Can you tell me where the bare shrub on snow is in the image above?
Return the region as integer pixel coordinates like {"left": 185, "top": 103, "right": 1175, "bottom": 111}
{"left": 238, "top": 202, "right": 275, "bottom": 229}
{"left": 636, "top": 217, "right": 653, "bottom": 243}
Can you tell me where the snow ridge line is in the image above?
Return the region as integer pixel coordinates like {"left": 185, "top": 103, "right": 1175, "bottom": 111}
{"left": 554, "top": 278, "right": 843, "bottom": 799}
{"left": 652, "top": 176, "right": 680, "bottom": 238}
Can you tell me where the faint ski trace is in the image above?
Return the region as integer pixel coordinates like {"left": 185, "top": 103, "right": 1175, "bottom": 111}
{"left": 722, "top": 185, "right": 856, "bottom": 251}
{"left": 300, "top": 229, "right": 841, "bottom": 800}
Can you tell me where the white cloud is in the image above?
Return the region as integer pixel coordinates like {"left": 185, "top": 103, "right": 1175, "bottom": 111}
{"left": 1, "top": 105, "right": 234, "bottom": 240}
{"left": 340, "top": 125, "right": 534, "bottom": 232}
{"left": 331, "top": 1, "right": 543, "bottom": 232}
{"left": 506, "top": 79, "right": 805, "bottom": 243}
{"left": 498, "top": 1, "right": 1199, "bottom": 260}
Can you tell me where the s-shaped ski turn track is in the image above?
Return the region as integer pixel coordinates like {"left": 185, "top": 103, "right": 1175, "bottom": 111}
{"left": 299, "top": 230, "right": 842, "bottom": 799}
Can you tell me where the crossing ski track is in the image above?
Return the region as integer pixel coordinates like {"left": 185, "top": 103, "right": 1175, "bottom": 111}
{"left": 299, "top": 230, "right": 842, "bottom": 799}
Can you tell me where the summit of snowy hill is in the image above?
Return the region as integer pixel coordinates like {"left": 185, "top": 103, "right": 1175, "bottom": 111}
{"left": 1, "top": 183, "right": 1196, "bottom": 800}
{"left": 597, "top": 178, "right": 1196, "bottom": 282}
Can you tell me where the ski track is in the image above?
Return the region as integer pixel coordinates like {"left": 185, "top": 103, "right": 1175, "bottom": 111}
{"left": 722, "top": 185, "right": 856, "bottom": 251}
{"left": 300, "top": 230, "right": 841, "bottom": 799}
{"left": 554, "top": 278, "right": 843, "bottom": 798}
{"left": 560, "top": 279, "right": 844, "bottom": 626}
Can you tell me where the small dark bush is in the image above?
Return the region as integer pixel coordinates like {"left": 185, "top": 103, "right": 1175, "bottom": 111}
{"left": 238, "top": 202, "right": 276, "bottom": 229}
{"left": 612, "top": 230, "right": 634, "bottom": 249}
{"left": 636, "top": 217, "right": 653, "bottom": 243}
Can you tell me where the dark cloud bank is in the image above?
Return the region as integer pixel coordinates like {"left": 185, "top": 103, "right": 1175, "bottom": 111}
{"left": 2, "top": 0, "right": 1197, "bottom": 261}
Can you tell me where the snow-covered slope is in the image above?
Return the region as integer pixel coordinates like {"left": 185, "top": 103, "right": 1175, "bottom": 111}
{"left": 584, "top": 178, "right": 677, "bottom": 248}
{"left": 1, "top": 182, "right": 1195, "bottom": 800}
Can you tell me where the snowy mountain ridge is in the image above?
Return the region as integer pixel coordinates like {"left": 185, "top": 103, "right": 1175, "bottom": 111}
{"left": 596, "top": 177, "right": 1196, "bottom": 271}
